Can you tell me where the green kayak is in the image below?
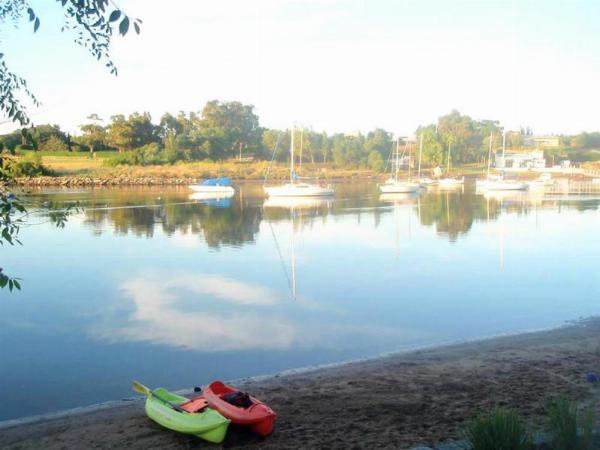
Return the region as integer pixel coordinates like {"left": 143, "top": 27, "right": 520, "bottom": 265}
{"left": 133, "top": 381, "right": 230, "bottom": 443}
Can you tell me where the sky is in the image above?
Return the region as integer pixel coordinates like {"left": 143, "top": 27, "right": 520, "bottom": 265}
{"left": 2, "top": 0, "right": 600, "bottom": 136}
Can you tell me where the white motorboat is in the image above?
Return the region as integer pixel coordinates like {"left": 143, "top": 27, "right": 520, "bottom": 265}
{"left": 264, "top": 127, "right": 334, "bottom": 197}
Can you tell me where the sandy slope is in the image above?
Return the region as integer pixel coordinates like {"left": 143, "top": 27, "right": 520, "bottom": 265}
{"left": 2, "top": 320, "right": 600, "bottom": 449}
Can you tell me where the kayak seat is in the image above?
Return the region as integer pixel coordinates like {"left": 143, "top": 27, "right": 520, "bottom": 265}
{"left": 179, "top": 396, "right": 209, "bottom": 413}
{"left": 222, "top": 391, "right": 254, "bottom": 409}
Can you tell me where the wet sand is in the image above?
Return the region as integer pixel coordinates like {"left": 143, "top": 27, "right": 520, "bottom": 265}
{"left": 2, "top": 320, "right": 600, "bottom": 449}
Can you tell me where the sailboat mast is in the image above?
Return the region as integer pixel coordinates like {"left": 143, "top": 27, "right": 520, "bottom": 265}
{"left": 447, "top": 143, "right": 451, "bottom": 174}
{"left": 290, "top": 126, "right": 295, "bottom": 183}
{"left": 394, "top": 138, "right": 400, "bottom": 181}
{"left": 418, "top": 133, "right": 423, "bottom": 178}
{"left": 408, "top": 141, "right": 412, "bottom": 178}
{"left": 299, "top": 128, "right": 303, "bottom": 170}
{"left": 291, "top": 209, "right": 296, "bottom": 300}
{"left": 487, "top": 132, "right": 493, "bottom": 177}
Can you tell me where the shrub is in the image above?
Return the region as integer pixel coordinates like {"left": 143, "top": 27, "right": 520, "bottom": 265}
{"left": 546, "top": 397, "right": 595, "bottom": 450}
{"left": 70, "top": 144, "right": 90, "bottom": 153}
{"left": 7, "top": 160, "right": 52, "bottom": 177}
{"left": 39, "top": 135, "right": 69, "bottom": 152}
{"left": 105, "top": 143, "right": 166, "bottom": 166}
{"left": 15, "top": 144, "right": 34, "bottom": 153}
{"left": 465, "top": 408, "right": 531, "bottom": 450}
{"left": 367, "top": 150, "right": 385, "bottom": 173}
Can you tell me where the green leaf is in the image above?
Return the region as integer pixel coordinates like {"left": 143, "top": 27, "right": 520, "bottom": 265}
{"left": 119, "top": 16, "right": 130, "bottom": 35}
{"left": 109, "top": 10, "right": 121, "bottom": 22}
{"left": 13, "top": 280, "right": 21, "bottom": 290}
{"left": 8, "top": 279, "right": 13, "bottom": 291}
{"left": 34, "top": 17, "right": 40, "bottom": 33}
{"left": 27, "top": 8, "right": 35, "bottom": 21}
{"left": 134, "top": 22, "right": 140, "bottom": 35}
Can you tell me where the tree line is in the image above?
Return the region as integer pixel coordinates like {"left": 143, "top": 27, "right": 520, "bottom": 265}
{"left": 3, "top": 102, "right": 600, "bottom": 170}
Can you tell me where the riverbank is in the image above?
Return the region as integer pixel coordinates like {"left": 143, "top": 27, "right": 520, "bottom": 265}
{"left": 10, "top": 153, "right": 492, "bottom": 185}
{"left": 2, "top": 320, "right": 599, "bottom": 449}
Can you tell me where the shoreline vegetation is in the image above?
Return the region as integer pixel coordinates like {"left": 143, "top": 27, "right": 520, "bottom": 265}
{"left": 2, "top": 319, "right": 600, "bottom": 449}
{"left": 2, "top": 103, "right": 600, "bottom": 186}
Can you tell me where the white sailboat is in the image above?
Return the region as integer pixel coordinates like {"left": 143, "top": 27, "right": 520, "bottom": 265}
{"left": 476, "top": 131, "right": 528, "bottom": 191}
{"left": 379, "top": 138, "right": 420, "bottom": 193}
{"left": 437, "top": 142, "right": 464, "bottom": 189}
{"left": 264, "top": 127, "right": 334, "bottom": 197}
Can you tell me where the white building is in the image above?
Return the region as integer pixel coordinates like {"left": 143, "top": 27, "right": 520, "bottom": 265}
{"left": 495, "top": 150, "right": 546, "bottom": 169}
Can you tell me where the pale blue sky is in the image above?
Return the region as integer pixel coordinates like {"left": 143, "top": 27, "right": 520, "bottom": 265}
{"left": 2, "top": 0, "right": 600, "bottom": 135}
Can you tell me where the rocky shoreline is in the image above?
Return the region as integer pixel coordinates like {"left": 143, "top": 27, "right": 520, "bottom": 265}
{"left": 13, "top": 176, "right": 199, "bottom": 186}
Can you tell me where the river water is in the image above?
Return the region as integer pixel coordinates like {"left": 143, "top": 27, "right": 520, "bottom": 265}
{"left": 1, "top": 181, "right": 599, "bottom": 421}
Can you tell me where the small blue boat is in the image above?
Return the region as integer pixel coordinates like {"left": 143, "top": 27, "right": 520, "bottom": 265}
{"left": 189, "top": 177, "right": 235, "bottom": 194}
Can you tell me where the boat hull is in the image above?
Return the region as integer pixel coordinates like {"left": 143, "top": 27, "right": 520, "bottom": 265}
{"left": 144, "top": 388, "right": 230, "bottom": 443}
{"left": 437, "top": 177, "right": 465, "bottom": 189}
{"left": 203, "top": 381, "right": 277, "bottom": 437}
{"left": 264, "top": 183, "right": 334, "bottom": 197}
{"left": 189, "top": 185, "right": 235, "bottom": 194}
{"left": 379, "top": 181, "right": 420, "bottom": 193}
{"left": 476, "top": 180, "right": 528, "bottom": 191}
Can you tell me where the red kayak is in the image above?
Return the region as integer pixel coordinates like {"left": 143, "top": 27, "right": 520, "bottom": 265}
{"left": 203, "top": 381, "right": 276, "bottom": 437}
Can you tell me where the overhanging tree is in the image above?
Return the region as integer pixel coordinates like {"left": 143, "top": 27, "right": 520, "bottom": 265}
{"left": 0, "top": 0, "right": 140, "bottom": 291}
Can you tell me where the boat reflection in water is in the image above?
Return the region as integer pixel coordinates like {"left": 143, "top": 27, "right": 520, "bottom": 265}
{"left": 189, "top": 191, "right": 234, "bottom": 208}
{"left": 263, "top": 195, "right": 333, "bottom": 210}
{"left": 379, "top": 192, "right": 419, "bottom": 205}
{"left": 477, "top": 188, "right": 544, "bottom": 205}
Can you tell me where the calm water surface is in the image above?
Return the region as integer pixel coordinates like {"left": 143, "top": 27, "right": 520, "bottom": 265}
{"left": 1, "top": 182, "right": 600, "bottom": 421}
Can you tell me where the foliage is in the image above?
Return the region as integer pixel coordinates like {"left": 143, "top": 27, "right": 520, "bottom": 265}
{"left": 200, "top": 100, "right": 261, "bottom": 160}
{"left": 39, "top": 135, "right": 69, "bottom": 152}
{"left": 79, "top": 116, "right": 106, "bottom": 153}
{"left": 572, "top": 132, "right": 600, "bottom": 150}
{"left": 367, "top": 150, "right": 385, "bottom": 173}
{"left": 0, "top": 0, "right": 141, "bottom": 125}
{"left": 418, "top": 125, "right": 445, "bottom": 166}
{"left": 546, "top": 397, "right": 595, "bottom": 450}
{"left": 365, "top": 128, "right": 393, "bottom": 160}
{"left": 106, "top": 142, "right": 164, "bottom": 166}
{"left": 0, "top": 152, "right": 52, "bottom": 177}
{"left": 464, "top": 408, "right": 531, "bottom": 450}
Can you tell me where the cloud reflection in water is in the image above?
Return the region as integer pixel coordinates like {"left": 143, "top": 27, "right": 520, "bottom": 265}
{"left": 94, "top": 274, "right": 295, "bottom": 352}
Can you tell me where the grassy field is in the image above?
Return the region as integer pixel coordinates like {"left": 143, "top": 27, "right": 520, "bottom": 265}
{"left": 16, "top": 151, "right": 488, "bottom": 180}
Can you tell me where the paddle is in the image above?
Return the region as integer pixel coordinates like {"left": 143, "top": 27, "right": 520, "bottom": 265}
{"left": 132, "top": 380, "right": 188, "bottom": 413}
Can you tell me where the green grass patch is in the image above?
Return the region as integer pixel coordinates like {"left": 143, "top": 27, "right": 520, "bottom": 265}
{"left": 546, "top": 397, "right": 595, "bottom": 450}
{"left": 465, "top": 408, "right": 532, "bottom": 450}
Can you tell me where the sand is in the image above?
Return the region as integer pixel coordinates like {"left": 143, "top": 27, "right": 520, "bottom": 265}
{"left": 2, "top": 319, "right": 600, "bottom": 450}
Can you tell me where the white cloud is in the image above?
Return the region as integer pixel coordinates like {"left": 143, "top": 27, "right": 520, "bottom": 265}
{"left": 4, "top": 0, "right": 600, "bottom": 135}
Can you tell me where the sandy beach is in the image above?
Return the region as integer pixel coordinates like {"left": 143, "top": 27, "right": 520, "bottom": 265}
{"left": 2, "top": 320, "right": 600, "bottom": 450}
